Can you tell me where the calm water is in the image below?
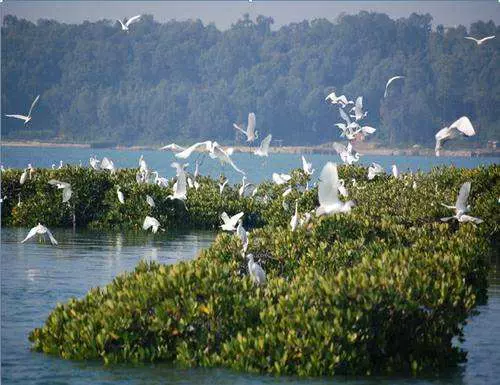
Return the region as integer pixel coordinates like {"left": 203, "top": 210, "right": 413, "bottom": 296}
{"left": 1, "top": 228, "right": 499, "bottom": 385}
{"left": 1, "top": 145, "right": 499, "bottom": 184}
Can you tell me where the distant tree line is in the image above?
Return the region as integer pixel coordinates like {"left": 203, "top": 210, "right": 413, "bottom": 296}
{"left": 2, "top": 12, "right": 499, "bottom": 146}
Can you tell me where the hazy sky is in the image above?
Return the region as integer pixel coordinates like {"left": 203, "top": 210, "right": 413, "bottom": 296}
{"left": 2, "top": 1, "right": 500, "bottom": 30}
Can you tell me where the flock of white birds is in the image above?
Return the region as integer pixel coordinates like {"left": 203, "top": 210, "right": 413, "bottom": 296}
{"left": 6, "top": 15, "right": 493, "bottom": 286}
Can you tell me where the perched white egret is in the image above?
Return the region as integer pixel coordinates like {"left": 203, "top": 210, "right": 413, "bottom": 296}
{"left": 338, "top": 179, "right": 349, "bottom": 198}
{"left": 246, "top": 254, "right": 266, "bottom": 286}
{"left": 101, "top": 157, "right": 116, "bottom": 173}
{"left": 435, "top": 116, "right": 475, "bottom": 156}
{"left": 116, "top": 186, "right": 125, "bottom": 204}
{"left": 392, "top": 164, "right": 399, "bottom": 179}
{"left": 20, "top": 169, "right": 28, "bottom": 185}
{"left": 150, "top": 171, "right": 169, "bottom": 187}
{"left": 146, "top": 195, "right": 155, "bottom": 208}
{"left": 316, "top": 162, "right": 355, "bottom": 216}
{"left": 464, "top": 35, "right": 495, "bottom": 45}
{"left": 236, "top": 219, "right": 248, "bottom": 251}
{"left": 368, "top": 163, "right": 385, "bottom": 180}
{"left": 238, "top": 176, "right": 254, "bottom": 197}
{"left": 21, "top": 223, "right": 58, "bottom": 245}
{"left": 254, "top": 134, "right": 272, "bottom": 157}
{"left": 143, "top": 216, "right": 161, "bottom": 233}
{"left": 117, "top": 15, "right": 141, "bottom": 32}
{"left": 5, "top": 95, "right": 40, "bottom": 125}
{"left": 251, "top": 186, "right": 259, "bottom": 197}
{"left": 290, "top": 201, "right": 299, "bottom": 231}
{"left": 57, "top": 160, "right": 63, "bottom": 169}
{"left": 301, "top": 155, "right": 314, "bottom": 175}
{"left": 139, "top": 155, "right": 148, "bottom": 173}
{"left": 384, "top": 76, "right": 405, "bottom": 98}
{"left": 220, "top": 212, "right": 244, "bottom": 232}
{"left": 233, "top": 112, "right": 258, "bottom": 142}
{"left": 272, "top": 173, "right": 291, "bottom": 185}
{"left": 48, "top": 179, "right": 72, "bottom": 203}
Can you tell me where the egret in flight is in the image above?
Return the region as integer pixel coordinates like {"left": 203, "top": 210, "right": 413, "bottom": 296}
{"left": 117, "top": 15, "right": 141, "bottom": 32}
{"left": 384, "top": 76, "right": 405, "bottom": 98}
{"left": 441, "top": 182, "right": 483, "bottom": 224}
{"left": 254, "top": 134, "right": 272, "bottom": 157}
{"left": 233, "top": 112, "right": 258, "bottom": 142}
{"left": 301, "top": 155, "right": 314, "bottom": 175}
{"left": 21, "top": 223, "right": 58, "bottom": 245}
{"left": 48, "top": 180, "right": 72, "bottom": 203}
{"left": 464, "top": 35, "right": 495, "bottom": 45}
{"left": 5, "top": 95, "right": 40, "bottom": 125}
{"left": 220, "top": 212, "right": 244, "bottom": 232}
{"left": 435, "top": 116, "right": 475, "bottom": 156}
{"left": 143, "top": 216, "right": 161, "bottom": 233}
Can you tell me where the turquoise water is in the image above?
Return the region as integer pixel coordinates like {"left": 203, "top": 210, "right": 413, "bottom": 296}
{"left": 1, "top": 145, "right": 498, "bottom": 184}
{"left": 1, "top": 228, "right": 500, "bottom": 385}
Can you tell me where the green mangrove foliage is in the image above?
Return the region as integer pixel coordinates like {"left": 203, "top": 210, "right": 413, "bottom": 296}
{"left": 26, "top": 165, "right": 499, "bottom": 376}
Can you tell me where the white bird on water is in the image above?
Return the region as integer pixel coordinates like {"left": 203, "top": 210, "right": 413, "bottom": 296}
{"left": 233, "top": 112, "right": 258, "bottom": 142}
{"left": 384, "top": 76, "right": 405, "bottom": 98}
{"left": 117, "top": 15, "right": 141, "bottom": 32}
{"left": 246, "top": 254, "right": 266, "bottom": 286}
{"left": 435, "top": 116, "right": 475, "bottom": 157}
{"left": 21, "top": 223, "right": 58, "bottom": 245}
{"left": 441, "top": 182, "right": 483, "bottom": 224}
{"left": 5, "top": 95, "right": 40, "bottom": 125}
{"left": 48, "top": 180, "right": 72, "bottom": 203}
{"left": 316, "top": 162, "right": 355, "bottom": 216}
{"left": 254, "top": 134, "right": 272, "bottom": 157}
{"left": 464, "top": 35, "right": 495, "bottom": 45}
{"left": 143, "top": 216, "right": 161, "bottom": 233}
{"left": 220, "top": 212, "right": 244, "bottom": 232}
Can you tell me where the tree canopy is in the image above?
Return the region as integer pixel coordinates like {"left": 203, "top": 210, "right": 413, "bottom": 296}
{"left": 2, "top": 12, "right": 499, "bottom": 146}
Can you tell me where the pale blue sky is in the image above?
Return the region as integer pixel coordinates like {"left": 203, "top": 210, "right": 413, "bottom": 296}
{"left": 2, "top": 1, "right": 499, "bottom": 29}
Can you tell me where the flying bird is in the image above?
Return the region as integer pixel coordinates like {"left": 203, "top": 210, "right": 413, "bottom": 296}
{"left": 316, "top": 162, "right": 355, "bottom": 216}
{"left": 333, "top": 142, "right": 361, "bottom": 165}
{"left": 441, "top": 182, "right": 482, "bottom": 224}
{"left": 160, "top": 143, "right": 187, "bottom": 153}
{"left": 48, "top": 180, "right": 72, "bottom": 203}
{"left": 21, "top": 223, "right": 58, "bottom": 245}
{"left": 233, "top": 112, "right": 258, "bottom": 142}
{"left": 464, "top": 35, "right": 495, "bottom": 45}
{"left": 435, "top": 116, "right": 475, "bottom": 156}
{"left": 254, "top": 134, "right": 272, "bottom": 157}
{"left": 325, "top": 91, "right": 351, "bottom": 107}
{"left": 5, "top": 95, "right": 40, "bottom": 125}
{"left": 117, "top": 15, "right": 141, "bottom": 32}
{"left": 220, "top": 212, "right": 244, "bottom": 232}
{"left": 272, "top": 173, "right": 291, "bottom": 185}
{"left": 384, "top": 76, "right": 405, "bottom": 98}
{"left": 143, "top": 216, "right": 161, "bottom": 233}
{"left": 301, "top": 155, "right": 314, "bottom": 175}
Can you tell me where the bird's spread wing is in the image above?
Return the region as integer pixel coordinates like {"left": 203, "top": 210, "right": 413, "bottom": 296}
{"left": 460, "top": 215, "right": 483, "bottom": 224}
{"left": 28, "top": 95, "right": 40, "bottom": 117}
{"left": 385, "top": 76, "right": 404, "bottom": 97}
{"left": 21, "top": 226, "right": 40, "bottom": 243}
{"left": 464, "top": 37, "right": 479, "bottom": 43}
{"left": 213, "top": 146, "right": 245, "bottom": 175}
{"left": 480, "top": 35, "right": 495, "bottom": 43}
{"left": 175, "top": 141, "right": 211, "bottom": 159}
{"left": 247, "top": 112, "right": 256, "bottom": 136}
{"left": 455, "top": 182, "right": 471, "bottom": 212}
{"left": 143, "top": 216, "right": 159, "bottom": 230}
{"left": 449, "top": 116, "right": 475, "bottom": 137}
{"left": 233, "top": 123, "right": 246, "bottom": 136}
{"left": 258, "top": 134, "right": 272, "bottom": 154}
{"left": 318, "top": 162, "right": 339, "bottom": 207}
{"left": 117, "top": 19, "right": 126, "bottom": 29}
{"left": 125, "top": 15, "right": 141, "bottom": 27}
{"left": 160, "top": 143, "right": 186, "bottom": 152}
{"left": 220, "top": 212, "right": 230, "bottom": 225}
{"left": 229, "top": 212, "right": 244, "bottom": 227}
{"left": 45, "top": 227, "right": 58, "bottom": 245}
{"left": 5, "top": 114, "right": 29, "bottom": 121}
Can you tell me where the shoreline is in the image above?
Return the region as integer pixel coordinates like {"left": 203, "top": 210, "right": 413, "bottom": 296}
{"left": 2, "top": 140, "right": 499, "bottom": 158}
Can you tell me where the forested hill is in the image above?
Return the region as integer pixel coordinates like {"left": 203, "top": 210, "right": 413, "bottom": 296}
{"left": 2, "top": 13, "right": 499, "bottom": 147}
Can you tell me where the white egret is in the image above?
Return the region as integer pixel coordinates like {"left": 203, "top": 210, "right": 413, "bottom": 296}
{"left": 238, "top": 176, "right": 254, "bottom": 197}
{"left": 282, "top": 187, "right": 293, "bottom": 197}
{"left": 150, "top": 171, "right": 169, "bottom": 187}
{"left": 338, "top": 179, "right": 349, "bottom": 198}
{"left": 220, "top": 212, "right": 244, "bottom": 232}
{"left": 57, "top": 160, "right": 63, "bottom": 170}
{"left": 20, "top": 169, "right": 28, "bottom": 185}
{"left": 175, "top": 141, "right": 212, "bottom": 159}
{"left": 21, "top": 223, "right": 58, "bottom": 245}
{"left": 116, "top": 186, "right": 125, "bottom": 204}
{"left": 219, "top": 179, "right": 228, "bottom": 195}
{"left": 89, "top": 156, "right": 100, "bottom": 170}
{"left": 233, "top": 112, "right": 258, "bottom": 142}
{"left": 272, "top": 173, "right": 291, "bottom": 185}
{"left": 350, "top": 96, "right": 367, "bottom": 121}
{"left": 441, "top": 181, "right": 471, "bottom": 217}
{"left": 246, "top": 254, "right": 266, "bottom": 286}
{"left": 139, "top": 155, "right": 148, "bottom": 173}
{"left": 464, "top": 35, "right": 495, "bottom": 45}
{"left": 143, "top": 216, "right": 161, "bottom": 233}
{"left": 435, "top": 116, "right": 475, "bottom": 156}
{"left": 325, "top": 92, "right": 350, "bottom": 107}
{"left": 146, "top": 195, "right": 155, "bottom": 208}
{"left": 316, "top": 162, "right": 355, "bottom": 216}
{"left": 368, "top": 163, "right": 385, "bottom": 180}
{"left": 254, "top": 134, "right": 272, "bottom": 157}
{"left": 101, "top": 157, "right": 116, "bottom": 173}
{"left": 167, "top": 165, "right": 188, "bottom": 204}
{"left": 117, "top": 15, "right": 141, "bottom": 32}
{"left": 333, "top": 142, "right": 361, "bottom": 165}
{"left": 236, "top": 219, "right": 248, "bottom": 251}
{"left": 212, "top": 144, "right": 246, "bottom": 175}
{"left": 290, "top": 201, "right": 299, "bottom": 231}
{"left": 160, "top": 143, "right": 186, "bottom": 153}
{"left": 301, "top": 155, "right": 314, "bottom": 175}
{"left": 392, "top": 164, "right": 399, "bottom": 179}
{"left": 48, "top": 180, "right": 72, "bottom": 203}
{"left": 5, "top": 95, "right": 40, "bottom": 125}
{"left": 384, "top": 76, "right": 405, "bottom": 98}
